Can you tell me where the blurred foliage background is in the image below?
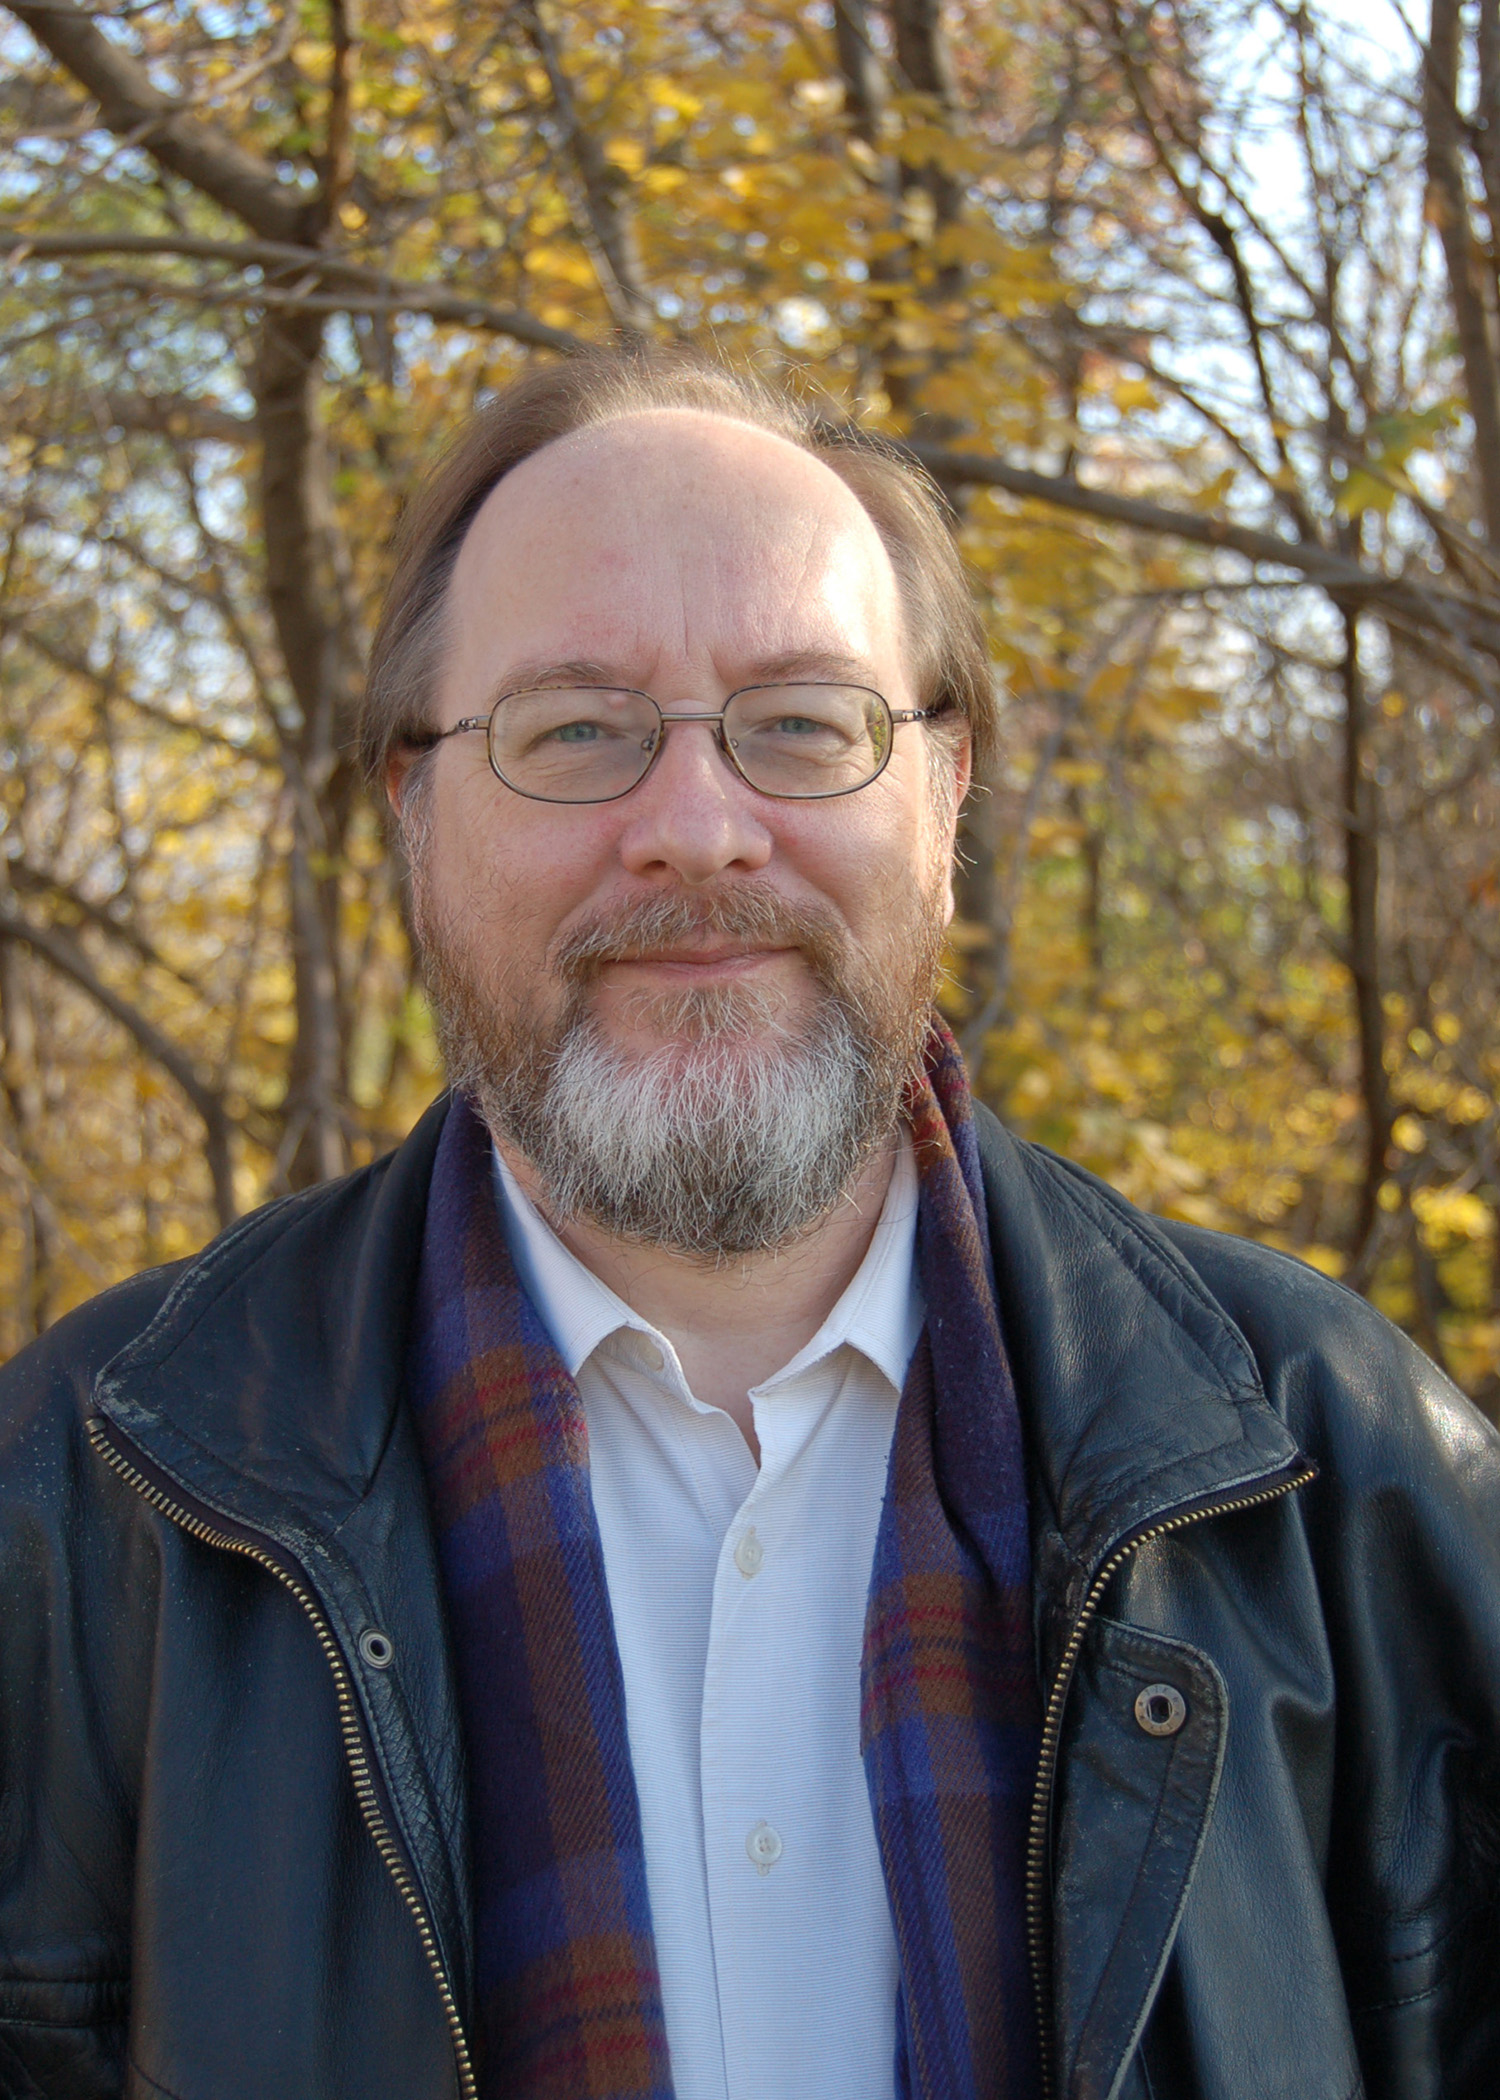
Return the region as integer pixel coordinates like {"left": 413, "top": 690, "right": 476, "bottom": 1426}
{"left": 4, "top": 0, "right": 1500, "bottom": 1408}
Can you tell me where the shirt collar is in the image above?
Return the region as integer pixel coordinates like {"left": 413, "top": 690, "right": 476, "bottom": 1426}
{"left": 490, "top": 1132, "right": 924, "bottom": 1395}
{"left": 490, "top": 1148, "right": 656, "bottom": 1378}
{"left": 758, "top": 1134, "right": 922, "bottom": 1394}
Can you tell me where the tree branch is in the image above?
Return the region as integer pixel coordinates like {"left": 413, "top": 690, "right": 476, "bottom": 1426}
{"left": 0, "top": 1131, "right": 111, "bottom": 1288}
{"left": 833, "top": 0, "right": 885, "bottom": 141}
{"left": 6, "top": 858, "right": 205, "bottom": 993}
{"left": 0, "top": 229, "right": 589, "bottom": 351}
{"left": 316, "top": 0, "right": 360, "bottom": 234}
{"left": 0, "top": 372, "right": 253, "bottom": 445}
{"left": 96, "top": 386, "right": 253, "bottom": 444}
{"left": 1476, "top": 0, "right": 1500, "bottom": 251}
{"left": 515, "top": 0, "right": 654, "bottom": 334}
{"left": 905, "top": 437, "right": 1500, "bottom": 653}
{"left": 5, "top": 0, "right": 315, "bottom": 244}
{"left": 0, "top": 900, "right": 237, "bottom": 1227}
{"left": 1424, "top": 0, "right": 1500, "bottom": 544}
{"left": 0, "top": 616, "right": 274, "bottom": 760}
{"left": 1094, "top": 0, "right": 1318, "bottom": 544}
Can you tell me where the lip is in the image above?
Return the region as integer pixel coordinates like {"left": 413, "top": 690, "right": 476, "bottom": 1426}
{"left": 600, "top": 945, "right": 796, "bottom": 977}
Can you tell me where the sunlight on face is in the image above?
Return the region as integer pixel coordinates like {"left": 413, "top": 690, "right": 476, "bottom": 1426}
{"left": 399, "top": 410, "right": 966, "bottom": 1248}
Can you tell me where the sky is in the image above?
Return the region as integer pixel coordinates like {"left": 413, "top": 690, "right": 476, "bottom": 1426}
{"left": 1231, "top": 0, "right": 1425, "bottom": 238}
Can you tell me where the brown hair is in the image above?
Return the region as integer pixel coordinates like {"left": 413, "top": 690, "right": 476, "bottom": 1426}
{"left": 359, "top": 345, "right": 997, "bottom": 790}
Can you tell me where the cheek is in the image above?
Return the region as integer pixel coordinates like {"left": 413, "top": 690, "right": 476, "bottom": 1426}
{"left": 425, "top": 785, "right": 623, "bottom": 947}
{"left": 415, "top": 789, "right": 522, "bottom": 957}
{"left": 790, "top": 785, "right": 947, "bottom": 926}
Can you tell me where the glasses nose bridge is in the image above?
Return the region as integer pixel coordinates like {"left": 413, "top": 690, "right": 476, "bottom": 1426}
{"left": 641, "top": 701, "right": 741, "bottom": 781}
{"left": 654, "top": 703, "right": 732, "bottom": 728}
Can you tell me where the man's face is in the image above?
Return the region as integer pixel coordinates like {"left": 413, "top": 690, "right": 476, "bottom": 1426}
{"left": 394, "top": 408, "right": 969, "bottom": 1252}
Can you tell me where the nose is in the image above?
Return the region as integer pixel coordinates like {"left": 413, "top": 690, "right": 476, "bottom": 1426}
{"left": 615, "top": 715, "right": 774, "bottom": 886}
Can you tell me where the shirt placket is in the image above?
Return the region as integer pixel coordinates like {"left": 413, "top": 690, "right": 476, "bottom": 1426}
{"left": 698, "top": 1388, "right": 814, "bottom": 2098}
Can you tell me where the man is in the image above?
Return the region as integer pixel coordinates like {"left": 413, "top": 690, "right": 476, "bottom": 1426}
{"left": 2, "top": 349, "right": 1499, "bottom": 2100}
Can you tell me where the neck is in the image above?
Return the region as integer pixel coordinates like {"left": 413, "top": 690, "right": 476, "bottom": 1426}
{"left": 497, "top": 1131, "right": 901, "bottom": 1461}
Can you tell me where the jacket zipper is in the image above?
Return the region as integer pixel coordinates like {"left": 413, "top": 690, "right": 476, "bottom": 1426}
{"left": 1025, "top": 1460, "right": 1317, "bottom": 2100}
{"left": 86, "top": 1415, "right": 477, "bottom": 2100}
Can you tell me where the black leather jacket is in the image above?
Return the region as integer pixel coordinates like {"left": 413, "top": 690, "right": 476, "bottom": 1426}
{"left": 3, "top": 1095, "right": 1500, "bottom": 2100}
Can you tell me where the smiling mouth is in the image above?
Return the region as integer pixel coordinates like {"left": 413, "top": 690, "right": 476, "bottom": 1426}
{"left": 602, "top": 945, "right": 796, "bottom": 974}
{"left": 551, "top": 883, "right": 845, "bottom": 993}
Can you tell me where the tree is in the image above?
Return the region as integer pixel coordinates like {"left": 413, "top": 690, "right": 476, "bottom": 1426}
{"left": 978, "top": 0, "right": 1500, "bottom": 1389}
{"left": 3, "top": 0, "right": 1499, "bottom": 1404}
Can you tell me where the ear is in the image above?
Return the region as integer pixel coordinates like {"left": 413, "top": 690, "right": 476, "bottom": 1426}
{"left": 939, "top": 724, "right": 973, "bottom": 930}
{"left": 385, "top": 744, "right": 418, "bottom": 818}
{"left": 953, "top": 725, "right": 973, "bottom": 810}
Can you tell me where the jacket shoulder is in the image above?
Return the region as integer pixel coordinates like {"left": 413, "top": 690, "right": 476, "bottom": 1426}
{"left": 1153, "top": 1213, "right": 1499, "bottom": 1464}
{"left": 0, "top": 1261, "right": 189, "bottom": 1459}
{"left": 1153, "top": 1211, "right": 1406, "bottom": 1357}
{"left": 0, "top": 1096, "right": 449, "bottom": 1456}
{"left": 974, "top": 1101, "right": 1495, "bottom": 1470}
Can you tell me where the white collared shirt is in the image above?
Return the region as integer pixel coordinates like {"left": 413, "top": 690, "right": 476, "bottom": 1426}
{"left": 492, "top": 1139, "right": 924, "bottom": 2100}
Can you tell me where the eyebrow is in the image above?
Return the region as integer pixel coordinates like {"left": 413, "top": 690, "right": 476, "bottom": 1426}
{"left": 486, "top": 649, "right": 880, "bottom": 702}
{"left": 742, "top": 650, "right": 878, "bottom": 687}
{"left": 485, "top": 658, "right": 614, "bottom": 703}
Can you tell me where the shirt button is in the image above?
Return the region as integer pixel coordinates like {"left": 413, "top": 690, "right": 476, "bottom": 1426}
{"left": 734, "top": 1527, "right": 764, "bottom": 1578}
{"left": 746, "top": 1822, "right": 783, "bottom": 1874}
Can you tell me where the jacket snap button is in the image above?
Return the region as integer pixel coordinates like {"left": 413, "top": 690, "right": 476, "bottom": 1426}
{"left": 1134, "top": 1683, "right": 1187, "bottom": 1736}
{"left": 358, "top": 1628, "right": 394, "bottom": 1670}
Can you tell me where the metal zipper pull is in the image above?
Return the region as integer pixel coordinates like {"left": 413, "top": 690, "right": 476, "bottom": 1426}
{"left": 1025, "top": 1460, "right": 1318, "bottom": 2099}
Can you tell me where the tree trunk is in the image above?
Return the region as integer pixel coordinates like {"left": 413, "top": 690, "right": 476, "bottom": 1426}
{"left": 0, "top": 929, "right": 54, "bottom": 1340}
{"left": 886, "top": 0, "right": 966, "bottom": 439}
{"left": 835, "top": 0, "right": 885, "bottom": 138}
{"left": 1341, "top": 607, "right": 1393, "bottom": 1268}
{"left": 253, "top": 306, "right": 357, "bottom": 1186}
{"left": 835, "top": 3, "right": 1002, "bottom": 1035}
{"left": 890, "top": 0, "right": 964, "bottom": 255}
{"left": 1425, "top": 0, "right": 1500, "bottom": 545}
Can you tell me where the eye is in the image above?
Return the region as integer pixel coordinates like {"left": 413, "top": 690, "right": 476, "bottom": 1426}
{"left": 755, "top": 712, "right": 856, "bottom": 749}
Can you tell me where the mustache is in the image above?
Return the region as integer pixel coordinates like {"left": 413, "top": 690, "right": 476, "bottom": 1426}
{"left": 549, "top": 884, "right": 849, "bottom": 985}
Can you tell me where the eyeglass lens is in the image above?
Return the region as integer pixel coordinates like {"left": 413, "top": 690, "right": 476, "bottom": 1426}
{"left": 486, "top": 685, "right": 894, "bottom": 802}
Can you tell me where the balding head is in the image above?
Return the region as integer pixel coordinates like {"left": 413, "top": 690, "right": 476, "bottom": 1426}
{"left": 387, "top": 375, "right": 970, "bottom": 1257}
{"left": 360, "top": 346, "right": 996, "bottom": 796}
{"left": 438, "top": 409, "right": 915, "bottom": 748}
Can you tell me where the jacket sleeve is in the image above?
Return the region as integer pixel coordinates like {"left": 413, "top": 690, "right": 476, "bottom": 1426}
{"left": 0, "top": 1276, "right": 178, "bottom": 2100}
{"left": 1166, "top": 1224, "right": 1500, "bottom": 2099}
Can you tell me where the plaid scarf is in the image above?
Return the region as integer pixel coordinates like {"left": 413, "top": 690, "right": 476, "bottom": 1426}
{"left": 406, "top": 1021, "right": 1041, "bottom": 2099}
{"left": 864, "top": 1024, "right": 1042, "bottom": 2098}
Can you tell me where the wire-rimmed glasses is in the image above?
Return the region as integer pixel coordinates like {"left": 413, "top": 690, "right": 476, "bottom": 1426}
{"left": 422, "top": 683, "right": 943, "bottom": 803}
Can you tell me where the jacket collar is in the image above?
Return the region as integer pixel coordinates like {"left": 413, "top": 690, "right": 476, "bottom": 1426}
{"left": 92, "top": 1093, "right": 469, "bottom": 2010}
{"left": 95, "top": 1093, "right": 1301, "bottom": 1570}
{"left": 90, "top": 1091, "right": 1305, "bottom": 1996}
{"left": 97, "top": 1093, "right": 446, "bottom": 1524}
{"left": 971, "top": 1103, "right": 1304, "bottom": 1645}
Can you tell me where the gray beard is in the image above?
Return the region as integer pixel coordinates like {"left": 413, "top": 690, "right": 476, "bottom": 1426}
{"left": 415, "top": 882, "right": 942, "bottom": 1260}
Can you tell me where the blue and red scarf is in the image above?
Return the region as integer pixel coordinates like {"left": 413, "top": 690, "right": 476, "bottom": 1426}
{"left": 406, "top": 1020, "right": 1041, "bottom": 2098}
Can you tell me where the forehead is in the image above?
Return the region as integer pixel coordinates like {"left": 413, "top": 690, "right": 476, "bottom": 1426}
{"left": 443, "top": 410, "right": 907, "bottom": 683}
